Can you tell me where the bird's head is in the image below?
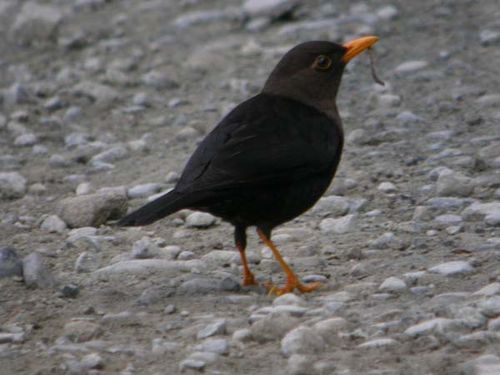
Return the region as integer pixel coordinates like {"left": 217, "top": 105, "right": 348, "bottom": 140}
{"left": 263, "top": 36, "right": 379, "bottom": 116}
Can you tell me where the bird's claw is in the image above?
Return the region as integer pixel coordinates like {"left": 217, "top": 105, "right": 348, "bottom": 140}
{"left": 264, "top": 280, "right": 322, "bottom": 296}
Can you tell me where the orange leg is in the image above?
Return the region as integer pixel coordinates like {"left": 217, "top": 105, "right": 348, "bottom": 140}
{"left": 237, "top": 242, "right": 257, "bottom": 286}
{"left": 257, "top": 228, "right": 321, "bottom": 296}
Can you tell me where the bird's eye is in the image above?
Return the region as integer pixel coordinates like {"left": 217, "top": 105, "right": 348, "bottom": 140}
{"left": 312, "top": 55, "right": 332, "bottom": 71}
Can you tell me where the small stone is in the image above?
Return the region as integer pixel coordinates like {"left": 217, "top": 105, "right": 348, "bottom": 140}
{"left": 379, "top": 277, "right": 407, "bottom": 292}
{"left": 312, "top": 195, "right": 350, "bottom": 216}
{"left": 196, "top": 338, "right": 229, "bottom": 355}
{"left": 14, "top": 133, "right": 38, "bottom": 147}
{"left": 436, "top": 170, "right": 474, "bottom": 197}
{"left": 152, "top": 338, "right": 180, "bottom": 355}
{"left": 57, "top": 190, "right": 128, "bottom": 228}
{"left": 9, "top": 3, "right": 63, "bottom": 45}
{"left": 60, "top": 283, "right": 80, "bottom": 298}
{"left": 40, "top": 215, "right": 67, "bottom": 233}
{"left": 377, "top": 181, "right": 397, "bottom": 193}
{"left": 313, "top": 317, "right": 347, "bottom": 345}
{"left": 71, "top": 81, "right": 118, "bottom": 108}
{"left": 319, "top": 214, "right": 357, "bottom": 234}
{"left": 178, "top": 278, "right": 219, "bottom": 295}
{"left": 0, "top": 172, "right": 27, "bottom": 199}
{"left": 243, "top": 0, "right": 299, "bottom": 19}
{"left": 132, "top": 237, "right": 158, "bottom": 259}
{"left": 463, "top": 202, "right": 500, "bottom": 220}
{"left": 273, "top": 294, "right": 306, "bottom": 307}
{"left": 179, "top": 359, "right": 205, "bottom": 372}
{"left": 287, "top": 354, "right": 314, "bottom": 375}
{"left": 376, "top": 5, "right": 399, "bottom": 20}
{"left": 141, "top": 70, "right": 178, "bottom": 90}
{"left": 90, "top": 145, "right": 129, "bottom": 164}
{"left": 429, "top": 261, "right": 473, "bottom": 276}
{"left": 473, "top": 282, "right": 500, "bottom": 296}
{"left": 394, "top": 60, "right": 428, "bottom": 74}
{"left": 80, "top": 353, "right": 104, "bottom": 370}
{"left": 358, "top": 338, "right": 397, "bottom": 348}
{"left": 478, "top": 296, "right": 500, "bottom": 317}
{"left": 127, "top": 183, "right": 162, "bottom": 199}
{"left": 185, "top": 212, "right": 216, "bottom": 228}
{"left": 0, "top": 247, "right": 23, "bottom": 278}
{"left": 49, "top": 154, "right": 71, "bottom": 168}
{"left": 462, "top": 354, "right": 500, "bottom": 375}
{"left": 232, "top": 328, "right": 252, "bottom": 342}
{"left": 485, "top": 214, "right": 500, "bottom": 226}
{"left": 177, "top": 251, "right": 195, "bottom": 260}
{"left": 164, "top": 304, "right": 176, "bottom": 314}
{"left": 479, "top": 29, "right": 500, "bottom": 46}
{"left": 63, "top": 320, "right": 102, "bottom": 343}
{"left": 281, "top": 325, "right": 325, "bottom": 357}
{"left": 197, "top": 319, "right": 227, "bottom": 339}
{"left": 250, "top": 314, "right": 300, "bottom": 343}
{"left": 404, "top": 318, "right": 465, "bottom": 337}
{"left": 75, "top": 252, "right": 99, "bottom": 273}
{"left": 23, "top": 252, "right": 55, "bottom": 288}
{"left": 396, "top": 111, "right": 423, "bottom": 123}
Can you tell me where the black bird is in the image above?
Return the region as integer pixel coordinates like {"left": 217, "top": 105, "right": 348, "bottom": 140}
{"left": 118, "top": 36, "right": 379, "bottom": 295}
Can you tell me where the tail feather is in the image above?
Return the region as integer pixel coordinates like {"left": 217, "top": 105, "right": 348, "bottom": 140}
{"left": 117, "top": 190, "right": 190, "bottom": 226}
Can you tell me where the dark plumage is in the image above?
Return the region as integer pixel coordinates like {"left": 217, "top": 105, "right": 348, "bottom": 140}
{"left": 118, "top": 36, "right": 379, "bottom": 295}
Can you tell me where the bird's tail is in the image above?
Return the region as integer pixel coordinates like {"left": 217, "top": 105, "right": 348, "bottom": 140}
{"left": 117, "top": 190, "right": 191, "bottom": 226}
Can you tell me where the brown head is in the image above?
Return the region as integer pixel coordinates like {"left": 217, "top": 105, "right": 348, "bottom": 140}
{"left": 262, "top": 36, "right": 379, "bottom": 118}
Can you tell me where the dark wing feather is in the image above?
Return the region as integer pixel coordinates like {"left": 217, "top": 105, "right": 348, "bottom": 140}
{"left": 175, "top": 94, "right": 342, "bottom": 194}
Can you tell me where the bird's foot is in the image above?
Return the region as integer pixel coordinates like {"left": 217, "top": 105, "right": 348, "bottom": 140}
{"left": 242, "top": 272, "right": 258, "bottom": 286}
{"left": 264, "top": 278, "right": 322, "bottom": 296}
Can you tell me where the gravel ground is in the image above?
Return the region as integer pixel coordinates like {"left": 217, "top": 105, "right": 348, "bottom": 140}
{"left": 1, "top": 0, "right": 500, "bottom": 374}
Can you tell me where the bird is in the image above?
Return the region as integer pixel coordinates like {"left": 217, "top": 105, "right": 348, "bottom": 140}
{"left": 118, "top": 36, "right": 379, "bottom": 295}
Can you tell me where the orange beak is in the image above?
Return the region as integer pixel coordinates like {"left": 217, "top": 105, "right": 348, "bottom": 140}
{"left": 342, "top": 36, "right": 379, "bottom": 63}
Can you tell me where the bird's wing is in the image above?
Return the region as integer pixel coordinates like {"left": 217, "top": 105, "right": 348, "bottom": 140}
{"left": 176, "top": 94, "right": 342, "bottom": 193}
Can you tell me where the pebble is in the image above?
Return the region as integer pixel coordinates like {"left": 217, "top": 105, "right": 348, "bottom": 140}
{"left": 151, "top": 339, "right": 180, "bottom": 355}
{"left": 179, "top": 358, "right": 205, "bottom": 372}
{"left": 479, "top": 29, "right": 500, "bottom": 46}
{"left": 287, "top": 354, "right": 314, "bottom": 375}
{"left": 197, "top": 319, "right": 227, "bottom": 339}
{"left": 127, "top": 183, "right": 162, "bottom": 199}
{"left": 0, "top": 247, "right": 23, "bottom": 278}
{"left": 23, "top": 252, "right": 55, "bottom": 288}
{"left": 9, "top": 2, "right": 63, "bottom": 45}
{"left": 404, "top": 318, "right": 465, "bottom": 337}
{"left": 379, "top": 277, "right": 407, "bottom": 292}
{"left": 429, "top": 261, "right": 473, "bottom": 276}
{"left": 49, "top": 154, "right": 71, "bottom": 168}
{"left": 195, "top": 338, "right": 229, "bottom": 355}
{"left": 185, "top": 212, "right": 216, "bottom": 228}
{"left": 473, "top": 282, "right": 500, "bottom": 296}
{"left": 0, "top": 172, "right": 27, "bottom": 199}
{"left": 232, "top": 328, "right": 253, "bottom": 342}
{"left": 131, "top": 237, "right": 158, "bottom": 259}
{"left": 281, "top": 325, "right": 325, "bottom": 357}
{"left": 394, "top": 60, "right": 429, "bottom": 74}
{"left": 95, "top": 259, "right": 204, "bottom": 276}
{"left": 273, "top": 293, "right": 307, "bottom": 307}
{"left": 463, "top": 202, "right": 500, "bottom": 220}
{"left": 436, "top": 170, "right": 474, "bottom": 197}
{"left": 60, "top": 283, "right": 80, "bottom": 298}
{"left": 57, "top": 190, "right": 128, "bottom": 228}
{"left": 478, "top": 296, "right": 500, "bottom": 317}
{"left": 80, "top": 353, "right": 104, "bottom": 370}
{"left": 378, "top": 181, "right": 397, "bottom": 193}
{"left": 376, "top": 5, "right": 399, "bottom": 20}
{"left": 313, "top": 317, "right": 347, "bottom": 345}
{"left": 90, "top": 145, "right": 129, "bottom": 164}
{"left": 40, "top": 215, "right": 67, "bottom": 233}
{"left": 396, "top": 111, "right": 423, "bottom": 124}
{"left": 358, "top": 338, "right": 398, "bottom": 348}
{"left": 14, "top": 133, "right": 38, "bottom": 147}
{"left": 462, "top": 354, "right": 500, "bottom": 375}
{"left": 312, "top": 195, "right": 350, "bottom": 216}
{"left": 71, "top": 81, "right": 119, "bottom": 107}
{"left": 63, "top": 320, "right": 102, "bottom": 343}
{"left": 319, "top": 214, "right": 357, "bottom": 234}
{"left": 433, "top": 214, "right": 462, "bottom": 226}
{"left": 243, "top": 0, "right": 298, "bottom": 19}
{"left": 250, "top": 314, "right": 300, "bottom": 343}
{"left": 141, "top": 70, "right": 178, "bottom": 90}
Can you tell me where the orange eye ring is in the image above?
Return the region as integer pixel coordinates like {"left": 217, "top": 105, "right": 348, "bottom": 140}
{"left": 313, "top": 55, "right": 332, "bottom": 71}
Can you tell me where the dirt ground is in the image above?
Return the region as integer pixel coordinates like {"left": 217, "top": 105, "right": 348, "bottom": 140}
{"left": 1, "top": 0, "right": 499, "bottom": 374}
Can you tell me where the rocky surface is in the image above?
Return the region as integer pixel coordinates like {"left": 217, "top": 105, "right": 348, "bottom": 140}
{"left": 0, "top": 0, "right": 499, "bottom": 374}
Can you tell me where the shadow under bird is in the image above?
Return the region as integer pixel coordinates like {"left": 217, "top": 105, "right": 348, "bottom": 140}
{"left": 118, "top": 36, "right": 380, "bottom": 295}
